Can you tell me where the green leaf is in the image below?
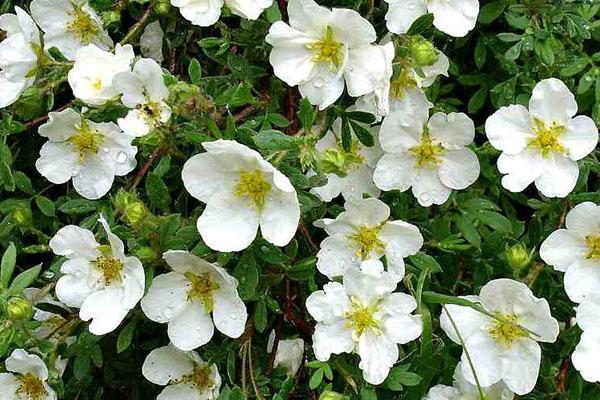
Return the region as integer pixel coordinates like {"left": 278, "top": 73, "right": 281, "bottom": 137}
{"left": 9, "top": 263, "right": 42, "bottom": 293}
{"left": 341, "top": 117, "right": 352, "bottom": 152}
{"left": 386, "top": 369, "right": 422, "bottom": 390}
{"left": 0, "top": 159, "right": 15, "bottom": 192}
{"left": 407, "top": 13, "right": 433, "bottom": 34}
{"left": 298, "top": 98, "right": 316, "bottom": 130}
{"left": 456, "top": 214, "right": 481, "bottom": 249}
{"left": 1, "top": 243, "right": 17, "bottom": 288}
{"left": 146, "top": 173, "right": 171, "bottom": 212}
{"left": 13, "top": 171, "right": 33, "bottom": 194}
{"left": 233, "top": 253, "right": 259, "bottom": 300}
{"left": 188, "top": 58, "right": 202, "bottom": 84}
{"left": 350, "top": 121, "right": 374, "bottom": 147}
{"left": 309, "top": 368, "right": 324, "bottom": 389}
{"left": 254, "top": 130, "right": 296, "bottom": 150}
{"left": 58, "top": 199, "right": 99, "bottom": 215}
{"left": 408, "top": 252, "right": 442, "bottom": 273}
{"left": 478, "top": 0, "right": 507, "bottom": 24}
{"left": 35, "top": 195, "right": 55, "bottom": 217}
{"left": 116, "top": 319, "right": 137, "bottom": 353}
{"left": 254, "top": 299, "right": 267, "bottom": 333}
{"left": 476, "top": 210, "right": 513, "bottom": 233}
{"left": 467, "top": 87, "right": 487, "bottom": 114}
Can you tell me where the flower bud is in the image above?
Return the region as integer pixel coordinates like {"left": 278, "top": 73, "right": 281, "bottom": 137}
{"left": 124, "top": 201, "right": 148, "bottom": 226}
{"left": 153, "top": 0, "right": 171, "bottom": 15}
{"left": 6, "top": 297, "right": 33, "bottom": 321}
{"left": 101, "top": 11, "right": 120, "bottom": 25}
{"left": 11, "top": 205, "right": 33, "bottom": 227}
{"left": 136, "top": 246, "right": 156, "bottom": 261}
{"left": 506, "top": 243, "right": 533, "bottom": 273}
{"left": 409, "top": 37, "right": 438, "bottom": 67}
{"left": 319, "top": 391, "right": 347, "bottom": 400}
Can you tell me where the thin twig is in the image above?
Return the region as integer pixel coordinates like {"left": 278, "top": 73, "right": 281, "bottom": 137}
{"left": 24, "top": 101, "right": 74, "bottom": 130}
{"left": 119, "top": 6, "right": 153, "bottom": 45}
{"left": 128, "top": 147, "right": 167, "bottom": 190}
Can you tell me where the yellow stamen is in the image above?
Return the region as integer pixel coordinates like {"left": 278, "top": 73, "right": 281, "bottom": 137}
{"left": 93, "top": 255, "right": 124, "bottom": 285}
{"left": 66, "top": 3, "right": 99, "bottom": 43}
{"left": 191, "top": 364, "right": 212, "bottom": 389}
{"left": 185, "top": 272, "right": 219, "bottom": 313}
{"left": 410, "top": 133, "right": 445, "bottom": 168}
{"left": 234, "top": 170, "right": 271, "bottom": 209}
{"left": 344, "top": 297, "right": 381, "bottom": 339}
{"left": 68, "top": 120, "right": 104, "bottom": 161}
{"left": 389, "top": 69, "right": 417, "bottom": 99}
{"left": 307, "top": 26, "right": 343, "bottom": 68}
{"left": 91, "top": 78, "right": 103, "bottom": 92}
{"left": 16, "top": 373, "right": 47, "bottom": 400}
{"left": 488, "top": 314, "right": 528, "bottom": 348}
{"left": 528, "top": 118, "right": 565, "bottom": 158}
{"left": 585, "top": 234, "right": 600, "bottom": 259}
{"left": 348, "top": 225, "right": 386, "bottom": 258}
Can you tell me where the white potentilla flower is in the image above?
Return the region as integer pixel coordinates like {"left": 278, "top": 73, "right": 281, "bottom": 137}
{"left": 314, "top": 197, "right": 423, "bottom": 279}
{"left": 539, "top": 202, "right": 600, "bottom": 303}
{"left": 50, "top": 216, "right": 145, "bottom": 335}
{"left": 68, "top": 43, "right": 134, "bottom": 106}
{"left": 140, "top": 21, "right": 164, "bottom": 63}
{"left": 410, "top": 51, "right": 450, "bottom": 88}
{"left": 23, "top": 287, "right": 69, "bottom": 340}
{"left": 423, "top": 385, "right": 460, "bottom": 400}
{"left": 181, "top": 139, "right": 300, "bottom": 252}
{"left": 171, "top": 0, "right": 272, "bottom": 27}
{"left": 267, "top": 331, "right": 305, "bottom": 377}
{"left": 310, "top": 123, "right": 382, "bottom": 202}
{"left": 113, "top": 58, "right": 171, "bottom": 137}
{"left": 265, "top": 0, "right": 392, "bottom": 110}
{"left": 35, "top": 108, "right": 137, "bottom": 200}
{"left": 141, "top": 250, "right": 248, "bottom": 351}
{"left": 0, "top": 349, "right": 56, "bottom": 400}
{"left": 306, "top": 260, "right": 422, "bottom": 385}
{"left": 440, "top": 279, "right": 559, "bottom": 395}
{"left": 383, "top": 0, "right": 479, "bottom": 37}
{"left": 374, "top": 111, "right": 480, "bottom": 207}
{"left": 485, "top": 78, "right": 598, "bottom": 198}
{"left": 0, "top": 7, "right": 41, "bottom": 108}
{"left": 30, "top": 0, "right": 112, "bottom": 61}
{"left": 572, "top": 293, "right": 600, "bottom": 382}
{"left": 142, "top": 345, "right": 221, "bottom": 400}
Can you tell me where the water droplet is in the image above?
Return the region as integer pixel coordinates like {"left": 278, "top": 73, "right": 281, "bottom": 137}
{"left": 42, "top": 271, "right": 55, "bottom": 279}
{"left": 162, "top": 307, "right": 175, "bottom": 319}
{"left": 230, "top": 313, "right": 238, "bottom": 320}
{"left": 313, "top": 78, "right": 324, "bottom": 88}
{"left": 407, "top": 3, "right": 415, "bottom": 10}
{"left": 102, "top": 148, "right": 109, "bottom": 153}
{"left": 261, "top": 245, "right": 269, "bottom": 253}
{"left": 115, "top": 151, "right": 128, "bottom": 163}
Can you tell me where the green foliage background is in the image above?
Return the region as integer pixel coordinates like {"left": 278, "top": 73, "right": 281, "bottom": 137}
{"left": 0, "top": 0, "right": 599, "bottom": 398}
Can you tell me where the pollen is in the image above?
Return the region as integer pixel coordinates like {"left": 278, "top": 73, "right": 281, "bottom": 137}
{"left": 344, "top": 297, "right": 381, "bottom": 339}
{"left": 234, "top": 170, "right": 272, "bottom": 209}
{"left": 66, "top": 3, "right": 99, "bottom": 43}
{"left": 191, "top": 364, "right": 213, "bottom": 390}
{"left": 528, "top": 118, "right": 565, "bottom": 158}
{"left": 488, "top": 314, "right": 528, "bottom": 347}
{"left": 68, "top": 121, "right": 104, "bottom": 161}
{"left": 94, "top": 255, "right": 124, "bottom": 285}
{"left": 91, "top": 78, "right": 103, "bottom": 92}
{"left": 349, "top": 225, "right": 386, "bottom": 258}
{"left": 308, "top": 26, "right": 343, "bottom": 68}
{"left": 16, "top": 373, "right": 47, "bottom": 400}
{"left": 410, "top": 133, "right": 445, "bottom": 168}
{"left": 585, "top": 234, "right": 600, "bottom": 259}
{"left": 185, "top": 272, "right": 219, "bottom": 313}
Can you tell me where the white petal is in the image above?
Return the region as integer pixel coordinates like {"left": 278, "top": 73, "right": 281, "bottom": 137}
{"left": 428, "top": 112, "right": 475, "bottom": 149}
{"left": 168, "top": 302, "right": 215, "bottom": 351}
{"left": 182, "top": 152, "right": 237, "bottom": 204}
{"left": 140, "top": 21, "right": 164, "bottom": 63}
{"left": 384, "top": 0, "right": 427, "bottom": 34}
{"left": 344, "top": 45, "right": 389, "bottom": 97}
{"left": 265, "top": 22, "right": 314, "bottom": 86}
{"left": 141, "top": 272, "right": 189, "bottom": 323}
{"left": 118, "top": 110, "right": 151, "bottom": 137}
{"left": 132, "top": 58, "right": 169, "bottom": 102}
{"left": 0, "top": 74, "right": 27, "bottom": 108}
{"left": 497, "top": 150, "right": 542, "bottom": 193}
{"left": 287, "top": 0, "right": 331, "bottom": 33}
{"left": 379, "top": 110, "right": 424, "bottom": 153}
{"left": 38, "top": 108, "right": 80, "bottom": 141}
{"left": 439, "top": 296, "right": 488, "bottom": 343}
{"left": 340, "top": 165, "right": 380, "bottom": 200}
{"left": 55, "top": 259, "right": 100, "bottom": 308}
{"left": 317, "top": 235, "right": 359, "bottom": 279}
{"left": 343, "top": 267, "right": 398, "bottom": 305}
{"left": 197, "top": 190, "right": 260, "bottom": 252}
{"left": 6, "top": 349, "right": 48, "bottom": 379}
{"left": 72, "top": 156, "right": 116, "bottom": 200}
{"left": 79, "top": 287, "right": 131, "bottom": 335}
{"left": 259, "top": 189, "right": 300, "bottom": 247}
{"left": 565, "top": 202, "right": 600, "bottom": 237}
{"left": 534, "top": 155, "right": 579, "bottom": 198}
{"left": 564, "top": 262, "right": 600, "bottom": 303}
{"left": 562, "top": 115, "right": 599, "bottom": 161}
{"left": 0, "top": 373, "right": 19, "bottom": 398}
{"left": 373, "top": 152, "right": 415, "bottom": 192}
{"left": 329, "top": 9, "right": 376, "bottom": 46}
{"left": 213, "top": 286, "right": 247, "bottom": 338}
{"left": 411, "top": 167, "right": 452, "bottom": 206}
{"left": 176, "top": 0, "right": 224, "bottom": 27}
{"left": 575, "top": 294, "right": 600, "bottom": 331}
{"left": 306, "top": 282, "right": 351, "bottom": 323}
{"left": 539, "top": 229, "right": 587, "bottom": 272}
{"left": 358, "top": 329, "right": 398, "bottom": 385}
{"left": 529, "top": 78, "right": 577, "bottom": 125}
{"left": 299, "top": 65, "right": 345, "bottom": 110}
{"left": 502, "top": 339, "right": 541, "bottom": 395}
{"left": 158, "top": 383, "right": 203, "bottom": 400}
{"left": 142, "top": 345, "right": 194, "bottom": 385}
{"left": 36, "top": 142, "right": 80, "bottom": 185}
{"left": 428, "top": 0, "right": 479, "bottom": 37}
{"left": 163, "top": 250, "right": 216, "bottom": 275}
{"left": 460, "top": 330, "right": 504, "bottom": 388}
{"left": 227, "top": 0, "right": 272, "bottom": 19}
{"left": 379, "top": 220, "right": 423, "bottom": 278}
{"left": 484, "top": 105, "right": 533, "bottom": 155}
{"left": 438, "top": 148, "right": 480, "bottom": 190}
{"left": 49, "top": 225, "right": 99, "bottom": 259}
{"left": 312, "top": 320, "right": 354, "bottom": 361}
{"left": 572, "top": 328, "right": 600, "bottom": 383}
{"left": 343, "top": 197, "right": 390, "bottom": 227}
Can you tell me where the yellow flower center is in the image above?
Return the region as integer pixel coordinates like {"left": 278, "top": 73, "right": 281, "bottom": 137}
{"left": 585, "top": 234, "right": 600, "bottom": 259}
{"left": 528, "top": 118, "right": 565, "bottom": 158}
{"left": 190, "top": 364, "right": 213, "bottom": 389}
{"left": 68, "top": 120, "right": 104, "bottom": 161}
{"left": 234, "top": 170, "right": 271, "bottom": 209}
{"left": 389, "top": 69, "right": 417, "bottom": 99}
{"left": 91, "top": 78, "right": 103, "bottom": 92}
{"left": 410, "top": 133, "right": 444, "bottom": 168}
{"left": 66, "top": 3, "right": 99, "bottom": 43}
{"left": 16, "top": 373, "right": 47, "bottom": 400}
{"left": 308, "top": 27, "right": 343, "bottom": 68}
{"left": 488, "top": 314, "right": 528, "bottom": 348}
{"left": 93, "top": 254, "right": 124, "bottom": 285}
{"left": 348, "top": 225, "right": 386, "bottom": 258}
{"left": 344, "top": 297, "right": 381, "bottom": 339}
{"left": 185, "top": 272, "right": 219, "bottom": 313}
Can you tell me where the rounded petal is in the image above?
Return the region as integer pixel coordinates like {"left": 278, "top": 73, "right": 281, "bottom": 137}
{"left": 306, "top": 282, "right": 351, "bottom": 323}
{"left": 428, "top": 0, "right": 479, "bottom": 37}
{"left": 343, "top": 267, "right": 398, "bottom": 305}
{"left": 312, "top": 320, "right": 354, "bottom": 361}
{"left": 6, "top": 349, "right": 48, "bottom": 379}
{"left": 497, "top": 150, "right": 542, "bottom": 193}
{"left": 141, "top": 272, "right": 189, "bottom": 323}
{"left": 384, "top": 0, "right": 427, "bottom": 35}
{"left": 157, "top": 383, "right": 203, "bottom": 400}
{"left": 36, "top": 141, "right": 80, "bottom": 185}
{"left": 227, "top": 0, "right": 272, "bottom": 19}
{"left": 344, "top": 45, "right": 389, "bottom": 97}
{"left": 0, "top": 75, "right": 27, "bottom": 108}
{"left": 439, "top": 296, "right": 488, "bottom": 344}
{"left": 379, "top": 111, "right": 424, "bottom": 153}
{"left": 72, "top": 157, "right": 116, "bottom": 200}
{"left": 329, "top": 9, "right": 376, "bottom": 46}
{"left": 502, "top": 339, "right": 541, "bottom": 395}
{"left": 438, "top": 148, "right": 480, "bottom": 190}
{"left": 38, "top": 108, "right": 80, "bottom": 141}
{"left": 539, "top": 229, "right": 587, "bottom": 272}
{"left": 411, "top": 167, "right": 452, "bottom": 206}
{"left": 298, "top": 65, "right": 345, "bottom": 110}
{"left": 55, "top": 259, "right": 100, "bottom": 308}
{"left": 576, "top": 294, "right": 600, "bottom": 331}
{"left": 287, "top": 0, "right": 331, "bottom": 33}
{"left": 357, "top": 329, "right": 398, "bottom": 385}
{"left": 197, "top": 190, "right": 260, "bottom": 252}
{"left": 534, "top": 156, "right": 579, "bottom": 198}
{"left": 142, "top": 345, "right": 194, "bottom": 385}
{"left": 342, "top": 197, "right": 390, "bottom": 227}
{"left": 379, "top": 220, "right": 423, "bottom": 278}
{"left": 429, "top": 112, "right": 475, "bottom": 149}
{"left": 562, "top": 115, "right": 598, "bottom": 161}
{"left": 118, "top": 110, "right": 151, "bottom": 137}
{"left": 460, "top": 330, "right": 504, "bottom": 388}
{"left": 373, "top": 152, "right": 415, "bottom": 192}
{"left": 565, "top": 202, "right": 600, "bottom": 237}
{"left": 168, "top": 302, "right": 215, "bottom": 351}
{"left": 529, "top": 78, "right": 577, "bottom": 125}
{"left": 572, "top": 328, "right": 600, "bottom": 383}
{"left": 132, "top": 58, "right": 169, "bottom": 102}
{"left": 49, "top": 225, "right": 99, "bottom": 259}
{"left": 259, "top": 190, "right": 300, "bottom": 247}
{"left": 79, "top": 287, "right": 130, "bottom": 335}
{"left": 564, "top": 262, "right": 600, "bottom": 303}
{"left": 484, "top": 105, "right": 533, "bottom": 155}
{"left": 163, "top": 250, "right": 216, "bottom": 275}
{"left": 212, "top": 287, "right": 247, "bottom": 338}
{"left": 0, "top": 373, "right": 20, "bottom": 398}
{"left": 182, "top": 152, "right": 237, "bottom": 204}
{"left": 175, "top": 0, "right": 224, "bottom": 27}
{"left": 265, "top": 22, "right": 314, "bottom": 86}
{"left": 317, "top": 235, "right": 360, "bottom": 279}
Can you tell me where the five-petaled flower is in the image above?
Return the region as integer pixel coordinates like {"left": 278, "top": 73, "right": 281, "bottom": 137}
{"left": 0, "top": 349, "right": 57, "bottom": 400}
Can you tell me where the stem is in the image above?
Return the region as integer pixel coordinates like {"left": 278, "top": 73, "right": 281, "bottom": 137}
{"left": 119, "top": 6, "right": 153, "bottom": 45}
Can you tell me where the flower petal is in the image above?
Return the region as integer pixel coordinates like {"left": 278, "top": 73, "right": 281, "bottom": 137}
{"left": 502, "top": 339, "right": 541, "bottom": 395}
{"left": 358, "top": 329, "right": 398, "bottom": 385}
{"left": 529, "top": 78, "right": 577, "bottom": 125}
{"left": 429, "top": 112, "right": 475, "bottom": 149}
{"left": 379, "top": 220, "right": 423, "bottom": 278}
{"left": 534, "top": 155, "right": 578, "bottom": 198}
{"left": 539, "top": 229, "right": 587, "bottom": 272}
{"left": 36, "top": 142, "right": 80, "bottom": 185}
{"left": 312, "top": 320, "right": 354, "bottom": 361}
{"left": 141, "top": 272, "right": 189, "bottom": 323}
{"left": 212, "top": 286, "right": 247, "bottom": 339}
{"left": 168, "top": 302, "right": 215, "bottom": 351}
{"left": 438, "top": 148, "right": 480, "bottom": 190}
{"left": 562, "top": 115, "right": 599, "bottom": 161}
{"left": 428, "top": 0, "right": 479, "bottom": 37}
{"left": 259, "top": 189, "right": 300, "bottom": 247}
{"left": 484, "top": 104, "right": 532, "bottom": 155}
{"left": 383, "top": 0, "right": 427, "bottom": 34}
{"left": 142, "top": 345, "right": 194, "bottom": 385}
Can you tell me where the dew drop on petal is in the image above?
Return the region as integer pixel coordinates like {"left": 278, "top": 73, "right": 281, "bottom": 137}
{"left": 115, "top": 151, "right": 128, "bottom": 163}
{"left": 313, "top": 78, "right": 324, "bottom": 88}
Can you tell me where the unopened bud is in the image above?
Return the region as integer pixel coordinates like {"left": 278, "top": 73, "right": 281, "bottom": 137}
{"left": 153, "top": 0, "right": 171, "bottom": 15}
{"left": 11, "top": 205, "right": 33, "bottom": 226}
{"left": 319, "top": 391, "right": 347, "bottom": 400}
{"left": 124, "top": 201, "right": 148, "bottom": 226}
{"left": 506, "top": 243, "right": 533, "bottom": 272}
{"left": 6, "top": 297, "right": 33, "bottom": 321}
{"left": 410, "top": 37, "right": 438, "bottom": 67}
{"left": 101, "top": 11, "right": 120, "bottom": 26}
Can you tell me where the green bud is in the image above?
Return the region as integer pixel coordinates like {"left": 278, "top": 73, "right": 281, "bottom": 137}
{"left": 506, "top": 243, "right": 533, "bottom": 273}
{"left": 6, "top": 297, "right": 33, "bottom": 321}
{"left": 153, "top": 0, "right": 171, "bottom": 15}
{"left": 409, "top": 36, "right": 438, "bottom": 67}
{"left": 136, "top": 246, "right": 156, "bottom": 261}
{"left": 319, "top": 148, "right": 364, "bottom": 177}
{"left": 11, "top": 205, "right": 33, "bottom": 226}
{"left": 319, "top": 391, "right": 348, "bottom": 400}
{"left": 101, "top": 11, "right": 121, "bottom": 26}
{"left": 123, "top": 201, "right": 148, "bottom": 226}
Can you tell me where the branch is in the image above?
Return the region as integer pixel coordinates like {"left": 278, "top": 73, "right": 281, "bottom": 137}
{"left": 127, "top": 147, "right": 167, "bottom": 190}
{"left": 119, "top": 6, "right": 153, "bottom": 45}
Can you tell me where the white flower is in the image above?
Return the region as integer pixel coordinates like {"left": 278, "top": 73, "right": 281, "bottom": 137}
{"left": 181, "top": 139, "right": 300, "bottom": 252}
{"left": 440, "top": 279, "right": 559, "bottom": 395}
{"left": 0, "top": 349, "right": 56, "bottom": 400}
{"left": 314, "top": 197, "right": 423, "bottom": 279}
{"left": 265, "top": 0, "right": 392, "bottom": 110}
{"left": 310, "top": 123, "right": 382, "bottom": 202}
{"left": 30, "top": 0, "right": 112, "bottom": 61}
{"left": 113, "top": 58, "right": 171, "bottom": 137}
{"left": 35, "top": 108, "right": 137, "bottom": 200}
{"left": 572, "top": 293, "right": 600, "bottom": 382}
{"left": 485, "top": 78, "right": 598, "bottom": 198}
{"left": 23, "top": 287, "right": 69, "bottom": 340}
{"left": 142, "top": 345, "right": 221, "bottom": 400}
{"left": 0, "top": 7, "right": 41, "bottom": 108}
{"left": 171, "top": 0, "right": 272, "bottom": 27}
{"left": 540, "top": 202, "right": 600, "bottom": 303}
{"left": 374, "top": 111, "right": 480, "bottom": 207}
{"left": 50, "top": 216, "right": 145, "bottom": 335}
{"left": 383, "top": 0, "right": 479, "bottom": 37}
{"left": 306, "top": 260, "right": 422, "bottom": 385}
{"left": 267, "top": 331, "right": 305, "bottom": 377}
{"left": 423, "top": 362, "right": 514, "bottom": 400}
{"left": 68, "top": 43, "right": 134, "bottom": 106}
{"left": 140, "top": 21, "right": 164, "bottom": 63}
{"left": 141, "top": 250, "right": 248, "bottom": 351}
